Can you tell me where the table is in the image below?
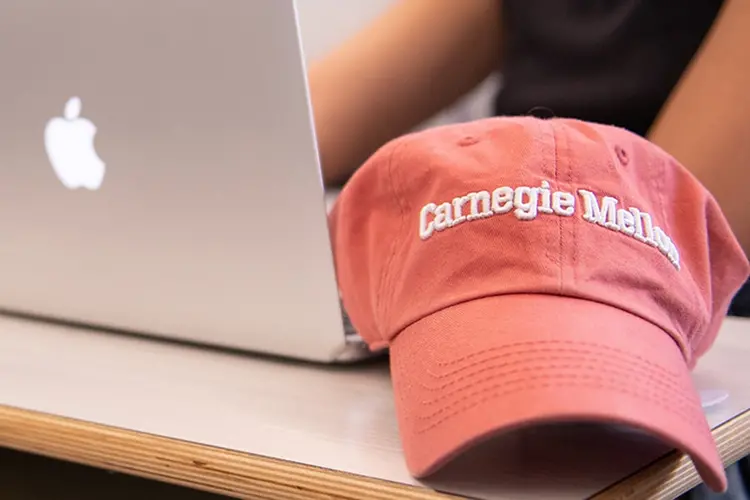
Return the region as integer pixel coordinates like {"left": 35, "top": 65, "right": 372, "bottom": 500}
{"left": 0, "top": 314, "right": 748, "bottom": 500}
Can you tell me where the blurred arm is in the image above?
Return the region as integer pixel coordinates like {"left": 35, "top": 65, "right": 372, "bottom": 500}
{"left": 308, "top": 0, "right": 503, "bottom": 186}
{"left": 648, "top": 0, "right": 750, "bottom": 257}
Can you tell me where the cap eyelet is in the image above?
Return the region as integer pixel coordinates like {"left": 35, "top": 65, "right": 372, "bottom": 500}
{"left": 458, "top": 136, "right": 480, "bottom": 147}
{"left": 614, "top": 145, "right": 629, "bottom": 166}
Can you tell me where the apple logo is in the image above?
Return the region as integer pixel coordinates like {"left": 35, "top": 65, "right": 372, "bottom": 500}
{"left": 44, "top": 96, "right": 106, "bottom": 190}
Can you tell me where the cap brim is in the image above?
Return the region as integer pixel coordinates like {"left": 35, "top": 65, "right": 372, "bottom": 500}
{"left": 389, "top": 294, "right": 727, "bottom": 492}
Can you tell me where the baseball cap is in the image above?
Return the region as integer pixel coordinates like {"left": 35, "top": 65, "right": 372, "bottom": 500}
{"left": 328, "top": 116, "right": 750, "bottom": 492}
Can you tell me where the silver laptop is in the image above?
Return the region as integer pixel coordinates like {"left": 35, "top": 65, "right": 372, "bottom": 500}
{"left": 0, "top": 0, "right": 372, "bottom": 363}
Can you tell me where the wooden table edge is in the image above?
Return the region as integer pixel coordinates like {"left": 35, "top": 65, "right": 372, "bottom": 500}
{"left": 0, "top": 404, "right": 459, "bottom": 500}
{"left": 0, "top": 404, "right": 748, "bottom": 500}
{"left": 591, "top": 409, "right": 750, "bottom": 500}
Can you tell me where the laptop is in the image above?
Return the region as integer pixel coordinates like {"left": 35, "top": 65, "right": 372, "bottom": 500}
{"left": 0, "top": 0, "right": 373, "bottom": 363}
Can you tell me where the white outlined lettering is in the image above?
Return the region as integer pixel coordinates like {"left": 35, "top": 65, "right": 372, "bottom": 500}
{"left": 417, "top": 181, "right": 680, "bottom": 270}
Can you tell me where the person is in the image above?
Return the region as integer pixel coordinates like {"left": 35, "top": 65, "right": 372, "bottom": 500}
{"left": 308, "top": 0, "right": 750, "bottom": 256}
{"left": 307, "top": 1, "right": 750, "bottom": 498}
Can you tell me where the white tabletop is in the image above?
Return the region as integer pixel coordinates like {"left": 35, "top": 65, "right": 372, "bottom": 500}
{"left": 0, "top": 314, "right": 748, "bottom": 500}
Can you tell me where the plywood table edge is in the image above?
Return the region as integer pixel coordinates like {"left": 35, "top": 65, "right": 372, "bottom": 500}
{"left": 1, "top": 404, "right": 748, "bottom": 500}
{"left": 591, "top": 409, "right": 750, "bottom": 500}
{"left": 0, "top": 405, "right": 461, "bottom": 500}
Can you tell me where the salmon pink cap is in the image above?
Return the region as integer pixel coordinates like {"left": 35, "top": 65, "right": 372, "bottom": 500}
{"left": 328, "top": 116, "right": 750, "bottom": 492}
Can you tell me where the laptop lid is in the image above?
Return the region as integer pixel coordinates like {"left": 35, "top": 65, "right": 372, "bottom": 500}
{"left": 0, "top": 0, "right": 356, "bottom": 362}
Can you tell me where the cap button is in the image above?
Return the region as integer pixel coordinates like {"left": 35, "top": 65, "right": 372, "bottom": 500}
{"left": 527, "top": 106, "right": 556, "bottom": 119}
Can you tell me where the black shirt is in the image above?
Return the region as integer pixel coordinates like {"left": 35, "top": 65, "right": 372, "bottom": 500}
{"left": 493, "top": 0, "right": 725, "bottom": 137}
{"left": 491, "top": 0, "right": 750, "bottom": 315}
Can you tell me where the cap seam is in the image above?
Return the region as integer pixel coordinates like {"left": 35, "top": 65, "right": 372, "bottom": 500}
{"left": 657, "top": 155, "right": 702, "bottom": 363}
{"left": 377, "top": 138, "right": 411, "bottom": 340}
{"left": 543, "top": 120, "right": 565, "bottom": 295}
{"left": 567, "top": 124, "right": 578, "bottom": 287}
{"left": 390, "top": 292, "right": 687, "bottom": 358}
